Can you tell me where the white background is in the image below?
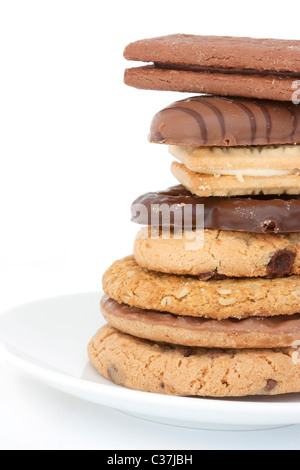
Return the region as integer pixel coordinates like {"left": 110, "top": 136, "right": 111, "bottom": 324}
{"left": 0, "top": 0, "right": 300, "bottom": 450}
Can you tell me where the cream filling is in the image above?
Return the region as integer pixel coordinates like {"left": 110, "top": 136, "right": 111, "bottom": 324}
{"left": 187, "top": 167, "right": 299, "bottom": 182}
{"left": 171, "top": 144, "right": 300, "bottom": 159}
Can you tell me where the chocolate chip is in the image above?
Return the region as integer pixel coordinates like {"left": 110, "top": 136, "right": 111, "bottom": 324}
{"left": 267, "top": 250, "right": 296, "bottom": 277}
{"left": 107, "top": 365, "right": 123, "bottom": 385}
{"left": 207, "top": 349, "right": 225, "bottom": 359}
{"left": 198, "top": 270, "right": 227, "bottom": 281}
{"left": 160, "top": 382, "right": 165, "bottom": 389}
{"left": 177, "top": 347, "right": 192, "bottom": 357}
{"left": 198, "top": 271, "right": 217, "bottom": 281}
{"left": 265, "top": 379, "right": 278, "bottom": 392}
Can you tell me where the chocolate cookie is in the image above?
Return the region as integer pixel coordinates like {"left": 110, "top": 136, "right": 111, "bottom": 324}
{"left": 124, "top": 35, "right": 300, "bottom": 73}
{"left": 101, "top": 296, "right": 300, "bottom": 349}
{"left": 102, "top": 256, "right": 300, "bottom": 320}
{"left": 88, "top": 325, "right": 300, "bottom": 397}
{"left": 124, "top": 66, "right": 298, "bottom": 102}
{"left": 134, "top": 228, "right": 300, "bottom": 278}
{"left": 131, "top": 185, "right": 300, "bottom": 233}
{"left": 124, "top": 35, "right": 300, "bottom": 101}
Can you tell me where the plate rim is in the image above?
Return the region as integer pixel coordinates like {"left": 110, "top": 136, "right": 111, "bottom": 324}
{"left": 1, "top": 291, "right": 300, "bottom": 427}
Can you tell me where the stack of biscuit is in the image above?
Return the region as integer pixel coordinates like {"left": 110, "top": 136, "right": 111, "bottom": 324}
{"left": 88, "top": 35, "right": 300, "bottom": 397}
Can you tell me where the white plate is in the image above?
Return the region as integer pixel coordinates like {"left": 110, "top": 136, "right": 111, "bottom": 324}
{"left": 0, "top": 292, "right": 300, "bottom": 431}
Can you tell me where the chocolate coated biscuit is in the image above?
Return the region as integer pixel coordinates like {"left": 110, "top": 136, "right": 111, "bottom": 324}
{"left": 131, "top": 185, "right": 300, "bottom": 233}
{"left": 101, "top": 296, "right": 300, "bottom": 349}
{"left": 149, "top": 96, "right": 300, "bottom": 147}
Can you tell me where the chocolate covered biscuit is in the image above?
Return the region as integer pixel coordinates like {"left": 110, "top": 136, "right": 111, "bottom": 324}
{"left": 131, "top": 185, "right": 300, "bottom": 233}
{"left": 149, "top": 96, "right": 300, "bottom": 147}
{"left": 101, "top": 296, "right": 300, "bottom": 349}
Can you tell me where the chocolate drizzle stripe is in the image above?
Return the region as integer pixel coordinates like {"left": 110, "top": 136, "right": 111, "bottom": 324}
{"left": 155, "top": 131, "right": 164, "bottom": 141}
{"left": 287, "top": 106, "right": 298, "bottom": 142}
{"left": 253, "top": 101, "right": 272, "bottom": 143}
{"left": 171, "top": 106, "right": 208, "bottom": 145}
{"left": 233, "top": 102, "right": 257, "bottom": 144}
{"left": 192, "top": 97, "right": 226, "bottom": 141}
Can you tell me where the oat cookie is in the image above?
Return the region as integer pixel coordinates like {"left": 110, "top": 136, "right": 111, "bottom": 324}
{"left": 88, "top": 325, "right": 300, "bottom": 397}
{"left": 102, "top": 256, "right": 300, "bottom": 320}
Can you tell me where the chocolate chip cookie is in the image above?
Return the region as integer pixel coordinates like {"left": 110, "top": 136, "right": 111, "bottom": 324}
{"left": 88, "top": 325, "right": 300, "bottom": 397}
{"left": 134, "top": 228, "right": 300, "bottom": 278}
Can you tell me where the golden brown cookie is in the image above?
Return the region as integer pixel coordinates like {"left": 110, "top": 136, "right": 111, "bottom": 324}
{"left": 134, "top": 228, "right": 300, "bottom": 278}
{"left": 171, "top": 161, "right": 300, "bottom": 197}
{"left": 88, "top": 325, "right": 300, "bottom": 397}
{"left": 102, "top": 256, "right": 300, "bottom": 320}
{"left": 101, "top": 296, "right": 300, "bottom": 349}
{"left": 170, "top": 145, "right": 300, "bottom": 173}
